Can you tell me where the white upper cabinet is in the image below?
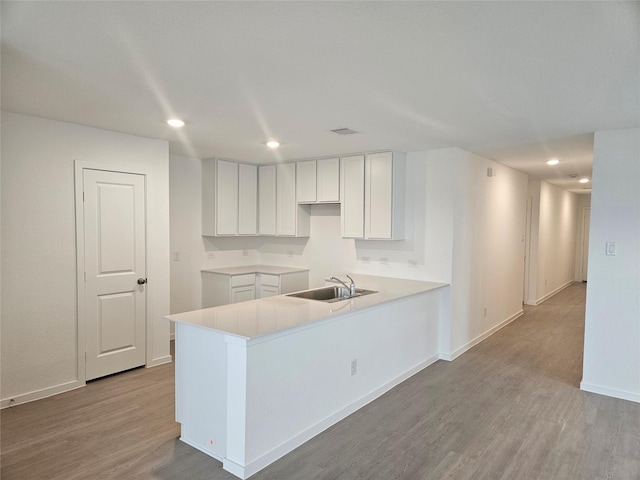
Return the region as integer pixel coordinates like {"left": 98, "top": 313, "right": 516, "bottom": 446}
{"left": 258, "top": 164, "right": 277, "bottom": 236}
{"left": 317, "top": 157, "right": 340, "bottom": 202}
{"left": 216, "top": 160, "right": 238, "bottom": 235}
{"left": 202, "top": 158, "right": 238, "bottom": 236}
{"left": 296, "top": 158, "right": 340, "bottom": 204}
{"left": 341, "top": 152, "right": 405, "bottom": 240}
{"left": 238, "top": 163, "right": 258, "bottom": 235}
{"left": 277, "top": 163, "right": 310, "bottom": 237}
{"left": 202, "top": 159, "right": 257, "bottom": 236}
{"left": 340, "top": 155, "right": 365, "bottom": 238}
{"left": 296, "top": 160, "right": 317, "bottom": 203}
{"left": 365, "top": 152, "right": 405, "bottom": 240}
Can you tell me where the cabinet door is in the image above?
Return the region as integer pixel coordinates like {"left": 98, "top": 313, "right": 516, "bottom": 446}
{"left": 258, "top": 285, "right": 280, "bottom": 298}
{"left": 216, "top": 160, "right": 238, "bottom": 235}
{"left": 277, "top": 163, "right": 297, "bottom": 236}
{"left": 296, "top": 160, "right": 317, "bottom": 203}
{"left": 238, "top": 163, "right": 257, "bottom": 235}
{"left": 231, "top": 285, "right": 256, "bottom": 304}
{"left": 258, "top": 164, "right": 277, "bottom": 235}
{"left": 340, "top": 155, "right": 365, "bottom": 238}
{"left": 365, "top": 152, "right": 393, "bottom": 239}
{"left": 317, "top": 158, "right": 340, "bottom": 202}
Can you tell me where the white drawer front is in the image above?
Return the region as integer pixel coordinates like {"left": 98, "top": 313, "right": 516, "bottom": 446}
{"left": 260, "top": 274, "right": 280, "bottom": 287}
{"left": 231, "top": 273, "right": 255, "bottom": 287}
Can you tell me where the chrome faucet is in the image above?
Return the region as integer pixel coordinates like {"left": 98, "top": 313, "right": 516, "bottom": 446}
{"left": 330, "top": 275, "right": 356, "bottom": 296}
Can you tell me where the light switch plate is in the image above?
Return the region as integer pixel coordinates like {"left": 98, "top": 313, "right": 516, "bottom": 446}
{"left": 606, "top": 242, "right": 617, "bottom": 256}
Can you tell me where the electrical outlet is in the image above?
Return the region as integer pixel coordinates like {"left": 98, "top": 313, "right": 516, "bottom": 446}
{"left": 172, "top": 251, "right": 180, "bottom": 261}
{"left": 408, "top": 259, "right": 418, "bottom": 268}
{"left": 379, "top": 257, "right": 389, "bottom": 265}
{"left": 351, "top": 359, "right": 358, "bottom": 376}
{"left": 361, "top": 256, "right": 370, "bottom": 264}
{"left": 207, "top": 252, "right": 215, "bottom": 260}
{"left": 483, "top": 306, "right": 488, "bottom": 317}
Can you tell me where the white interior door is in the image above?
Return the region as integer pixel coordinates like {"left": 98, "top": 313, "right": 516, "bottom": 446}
{"left": 83, "top": 169, "right": 146, "bottom": 380}
{"left": 582, "top": 207, "right": 591, "bottom": 281}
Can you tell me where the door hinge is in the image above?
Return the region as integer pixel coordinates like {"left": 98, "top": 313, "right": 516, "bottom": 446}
{"left": 84, "top": 272, "right": 86, "bottom": 282}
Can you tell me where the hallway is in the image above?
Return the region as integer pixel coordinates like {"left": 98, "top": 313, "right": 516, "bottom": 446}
{"left": 2, "top": 282, "right": 639, "bottom": 479}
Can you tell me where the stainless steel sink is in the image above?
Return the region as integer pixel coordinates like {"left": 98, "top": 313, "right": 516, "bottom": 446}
{"left": 287, "top": 286, "right": 377, "bottom": 303}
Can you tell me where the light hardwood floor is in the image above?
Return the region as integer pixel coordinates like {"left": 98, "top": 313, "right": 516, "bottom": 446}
{"left": 2, "top": 282, "right": 639, "bottom": 479}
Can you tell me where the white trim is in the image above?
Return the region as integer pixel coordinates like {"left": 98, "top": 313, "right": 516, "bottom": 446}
{"left": 147, "top": 355, "right": 173, "bottom": 368}
{"left": 532, "top": 280, "right": 574, "bottom": 306}
{"left": 74, "top": 160, "right": 154, "bottom": 383}
{"left": 218, "top": 354, "right": 440, "bottom": 480}
{"left": 179, "top": 435, "right": 225, "bottom": 462}
{"left": 440, "top": 309, "right": 524, "bottom": 361}
{"left": 579, "top": 206, "right": 591, "bottom": 282}
{"left": 580, "top": 382, "right": 640, "bottom": 404}
{"left": 1, "top": 380, "right": 85, "bottom": 409}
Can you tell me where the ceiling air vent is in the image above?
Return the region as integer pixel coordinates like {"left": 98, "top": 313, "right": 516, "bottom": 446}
{"left": 330, "top": 127, "right": 359, "bottom": 135}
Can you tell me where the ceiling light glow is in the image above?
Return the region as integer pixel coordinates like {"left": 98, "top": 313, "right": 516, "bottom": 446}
{"left": 546, "top": 158, "right": 560, "bottom": 165}
{"left": 579, "top": 178, "right": 590, "bottom": 184}
{"left": 167, "top": 118, "right": 185, "bottom": 128}
{"left": 266, "top": 140, "right": 280, "bottom": 148}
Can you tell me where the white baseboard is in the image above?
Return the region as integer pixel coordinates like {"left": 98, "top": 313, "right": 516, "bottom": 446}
{"left": 1, "top": 379, "right": 85, "bottom": 409}
{"left": 439, "top": 309, "right": 524, "bottom": 362}
{"left": 3, "top": 355, "right": 172, "bottom": 409}
{"left": 219, "top": 354, "right": 440, "bottom": 480}
{"left": 534, "top": 280, "right": 575, "bottom": 306}
{"left": 147, "top": 354, "right": 173, "bottom": 368}
{"left": 580, "top": 382, "right": 640, "bottom": 404}
{"left": 179, "top": 435, "right": 224, "bottom": 463}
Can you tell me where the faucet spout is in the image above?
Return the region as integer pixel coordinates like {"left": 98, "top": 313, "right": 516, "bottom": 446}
{"left": 329, "top": 275, "right": 356, "bottom": 297}
{"left": 346, "top": 275, "right": 356, "bottom": 296}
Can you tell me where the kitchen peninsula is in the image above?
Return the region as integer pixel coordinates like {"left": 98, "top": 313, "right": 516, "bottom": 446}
{"left": 167, "top": 274, "right": 448, "bottom": 479}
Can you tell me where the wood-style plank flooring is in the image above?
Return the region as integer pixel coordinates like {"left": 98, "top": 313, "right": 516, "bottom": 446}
{"left": 2, "top": 282, "right": 639, "bottom": 479}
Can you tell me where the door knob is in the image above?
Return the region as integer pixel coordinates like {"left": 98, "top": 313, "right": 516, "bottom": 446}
{"left": 137, "top": 278, "right": 147, "bottom": 285}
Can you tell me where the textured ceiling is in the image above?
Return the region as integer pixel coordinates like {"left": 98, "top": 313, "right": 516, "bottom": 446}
{"left": 2, "top": 1, "right": 639, "bottom": 193}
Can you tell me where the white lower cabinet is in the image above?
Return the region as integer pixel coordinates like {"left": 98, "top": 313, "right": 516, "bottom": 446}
{"left": 257, "top": 273, "right": 280, "bottom": 298}
{"left": 202, "top": 268, "right": 309, "bottom": 308}
{"left": 231, "top": 285, "right": 256, "bottom": 303}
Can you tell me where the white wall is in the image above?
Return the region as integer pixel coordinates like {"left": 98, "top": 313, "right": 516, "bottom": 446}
{"left": 170, "top": 154, "right": 205, "bottom": 317}
{"left": 582, "top": 127, "right": 640, "bottom": 403}
{"left": 526, "top": 180, "right": 578, "bottom": 305}
{"left": 1, "top": 112, "right": 171, "bottom": 406}
{"left": 420, "top": 148, "right": 528, "bottom": 359}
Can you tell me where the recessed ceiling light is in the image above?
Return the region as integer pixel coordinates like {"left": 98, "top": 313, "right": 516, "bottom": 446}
{"left": 167, "top": 118, "right": 185, "bottom": 128}
{"left": 266, "top": 140, "right": 280, "bottom": 149}
{"left": 546, "top": 158, "right": 560, "bottom": 165}
{"left": 579, "top": 178, "right": 590, "bottom": 184}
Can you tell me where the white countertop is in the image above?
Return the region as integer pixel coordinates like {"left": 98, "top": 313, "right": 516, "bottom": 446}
{"left": 202, "top": 265, "right": 309, "bottom": 276}
{"left": 167, "top": 274, "right": 448, "bottom": 342}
